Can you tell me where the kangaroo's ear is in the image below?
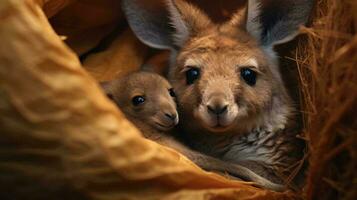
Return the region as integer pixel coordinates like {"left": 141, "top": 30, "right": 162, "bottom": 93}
{"left": 122, "top": 0, "right": 212, "bottom": 50}
{"left": 246, "top": 0, "right": 314, "bottom": 47}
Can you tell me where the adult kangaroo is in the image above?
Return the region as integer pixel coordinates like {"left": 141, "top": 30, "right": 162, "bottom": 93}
{"left": 123, "top": 0, "right": 313, "bottom": 187}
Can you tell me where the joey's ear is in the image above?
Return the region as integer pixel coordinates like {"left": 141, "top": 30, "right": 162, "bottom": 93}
{"left": 100, "top": 81, "right": 114, "bottom": 100}
{"left": 246, "top": 0, "right": 314, "bottom": 47}
{"left": 122, "top": 0, "right": 212, "bottom": 49}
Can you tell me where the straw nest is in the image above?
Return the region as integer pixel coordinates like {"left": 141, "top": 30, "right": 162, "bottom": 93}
{"left": 296, "top": 0, "right": 356, "bottom": 199}
{"left": 0, "top": 0, "right": 355, "bottom": 199}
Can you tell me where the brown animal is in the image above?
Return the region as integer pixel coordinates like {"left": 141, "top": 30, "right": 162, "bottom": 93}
{"left": 101, "top": 71, "right": 285, "bottom": 191}
{"left": 122, "top": 0, "right": 313, "bottom": 187}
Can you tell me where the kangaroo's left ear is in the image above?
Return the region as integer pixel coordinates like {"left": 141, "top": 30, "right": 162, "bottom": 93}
{"left": 246, "top": 0, "right": 314, "bottom": 47}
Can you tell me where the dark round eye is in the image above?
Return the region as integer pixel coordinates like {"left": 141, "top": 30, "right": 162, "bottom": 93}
{"left": 169, "top": 88, "right": 176, "bottom": 97}
{"left": 185, "top": 67, "right": 200, "bottom": 85}
{"left": 132, "top": 96, "right": 145, "bottom": 106}
{"left": 240, "top": 68, "right": 257, "bottom": 86}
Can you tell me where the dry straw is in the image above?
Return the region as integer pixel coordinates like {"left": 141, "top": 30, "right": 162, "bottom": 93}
{"left": 0, "top": 0, "right": 355, "bottom": 199}
{"left": 295, "top": 0, "right": 356, "bottom": 199}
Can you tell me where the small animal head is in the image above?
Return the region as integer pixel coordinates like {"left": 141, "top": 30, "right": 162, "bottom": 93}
{"left": 102, "top": 72, "right": 179, "bottom": 131}
{"left": 123, "top": 0, "right": 312, "bottom": 133}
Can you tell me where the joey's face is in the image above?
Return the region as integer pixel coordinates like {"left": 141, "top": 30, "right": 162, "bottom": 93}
{"left": 105, "top": 72, "right": 179, "bottom": 131}
{"left": 170, "top": 33, "right": 278, "bottom": 133}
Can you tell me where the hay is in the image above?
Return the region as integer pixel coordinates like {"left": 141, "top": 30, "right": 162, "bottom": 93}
{"left": 0, "top": 0, "right": 355, "bottom": 199}
{"left": 0, "top": 0, "right": 295, "bottom": 199}
{"left": 295, "top": 0, "right": 357, "bottom": 199}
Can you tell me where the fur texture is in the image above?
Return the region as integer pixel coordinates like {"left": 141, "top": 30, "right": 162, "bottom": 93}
{"left": 102, "top": 71, "right": 285, "bottom": 191}
{"left": 123, "top": 0, "right": 313, "bottom": 186}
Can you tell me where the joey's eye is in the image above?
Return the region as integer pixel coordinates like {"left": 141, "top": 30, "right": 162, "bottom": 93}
{"left": 132, "top": 96, "right": 145, "bottom": 106}
{"left": 240, "top": 68, "right": 257, "bottom": 86}
{"left": 169, "top": 88, "right": 176, "bottom": 97}
{"left": 185, "top": 67, "right": 200, "bottom": 85}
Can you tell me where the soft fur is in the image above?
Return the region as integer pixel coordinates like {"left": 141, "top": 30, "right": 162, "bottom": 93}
{"left": 123, "top": 0, "right": 313, "bottom": 186}
{"left": 102, "top": 71, "right": 285, "bottom": 191}
{"left": 102, "top": 72, "right": 179, "bottom": 132}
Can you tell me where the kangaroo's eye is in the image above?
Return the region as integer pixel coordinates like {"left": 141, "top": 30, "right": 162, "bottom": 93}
{"left": 132, "top": 96, "right": 145, "bottom": 106}
{"left": 185, "top": 67, "right": 200, "bottom": 85}
{"left": 240, "top": 68, "right": 257, "bottom": 86}
{"left": 169, "top": 88, "right": 176, "bottom": 97}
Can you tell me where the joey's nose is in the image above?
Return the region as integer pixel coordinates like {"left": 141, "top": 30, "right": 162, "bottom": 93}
{"left": 165, "top": 112, "right": 177, "bottom": 121}
{"left": 207, "top": 103, "right": 228, "bottom": 115}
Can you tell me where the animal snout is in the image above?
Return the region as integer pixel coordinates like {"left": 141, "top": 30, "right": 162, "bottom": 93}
{"left": 165, "top": 112, "right": 177, "bottom": 121}
{"left": 206, "top": 96, "right": 229, "bottom": 116}
{"left": 207, "top": 104, "right": 228, "bottom": 115}
{"left": 196, "top": 87, "right": 238, "bottom": 131}
{"left": 157, "top": 108, "right": 179, "bottom": 128}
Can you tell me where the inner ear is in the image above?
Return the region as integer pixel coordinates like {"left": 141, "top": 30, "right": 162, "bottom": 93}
{"left": 122, "top": 0, "right": 213, "bottom": 50}
{"left": 122, "top": 0, "right": 175, "bottom": 49}
{"left": 246, "top": 0, "right": 313, "bottom": 47}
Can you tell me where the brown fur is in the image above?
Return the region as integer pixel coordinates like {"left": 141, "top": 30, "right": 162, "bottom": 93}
{"left": 101, "top": 71, "right": 285, "bottom": 191}
{"left": 102, "top": 72, "right": 178, "bottom": 132}
{"left": 166, "top": 2, "right": 300, "bottom": 186}
{"left": 123, "top": 0, "right": 312, "bottom": 188}
{"left": 171, "top": 31, "right": 288, "bottom": 133}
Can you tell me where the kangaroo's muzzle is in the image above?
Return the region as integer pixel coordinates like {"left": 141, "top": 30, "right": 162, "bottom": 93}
{"left": 196, "top": 90, "right": 238, "bottom": 132}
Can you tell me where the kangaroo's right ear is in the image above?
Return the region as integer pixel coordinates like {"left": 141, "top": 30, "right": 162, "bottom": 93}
{"left": 245, "top": 0, "right": 314, "bottom": 47}
{"left": 122, "top": 0, "right": 212, "bottom": 50}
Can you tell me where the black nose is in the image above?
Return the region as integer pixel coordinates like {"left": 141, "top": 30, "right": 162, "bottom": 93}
{"left": 165, "top": 113, "right": 177, "bottom": 121}
{"left": 207, "top": 104, "right": 228, "bottom": 115}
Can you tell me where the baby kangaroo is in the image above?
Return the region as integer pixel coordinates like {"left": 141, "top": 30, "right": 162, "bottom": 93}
{"left": 123, "top": 0, "right": 313, "bottom": 187}
{"left": 101, "top": 71, "right": 285, "bottom": 191}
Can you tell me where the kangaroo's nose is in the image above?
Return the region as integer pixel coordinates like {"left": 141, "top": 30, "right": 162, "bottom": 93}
{"left": 165, "top": 112, "right": 177, "bottom": 121}
{"left": 207, "top": 104, "right": 228, "bottom": 115}
{"left": 206, "top": 93, "right": 229, "bottom": 116}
